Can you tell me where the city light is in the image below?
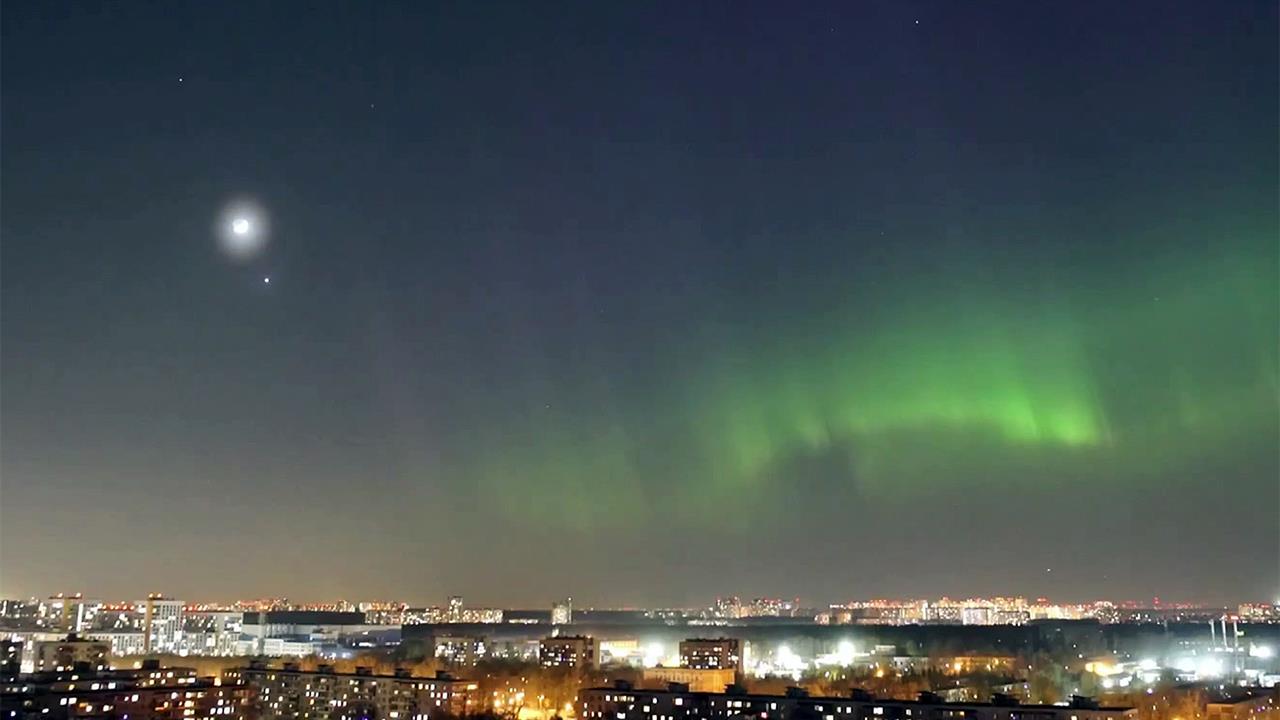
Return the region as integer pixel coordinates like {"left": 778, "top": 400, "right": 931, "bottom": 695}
{"left": 642, "top": 642, "right": 664, "bottom": 668}
{"left": 836, "top": 640, "right": 856, "bottom": 666}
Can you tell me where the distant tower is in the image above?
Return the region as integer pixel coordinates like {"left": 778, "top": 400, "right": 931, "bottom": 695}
{"left": 552, "top": 598, "right": 573, "bottom": 625}
{"left": 447, "top": 596, "right": 464, "bottom": 623}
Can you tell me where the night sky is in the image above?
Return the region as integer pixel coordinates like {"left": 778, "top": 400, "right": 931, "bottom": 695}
{"left": 2, "top": 1, "right": 1276, "bottom": 606}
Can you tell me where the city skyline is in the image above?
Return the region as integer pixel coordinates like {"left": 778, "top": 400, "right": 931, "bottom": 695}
{"left": 5, "top": 591, "right": 1277, "bottom": 612}
{"left": 2, "top": 1, "right": 1278, "bottom": 604}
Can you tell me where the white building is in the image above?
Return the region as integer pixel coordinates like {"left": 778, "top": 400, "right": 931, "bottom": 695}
{"left": 86, "top": 631, "right": 148, "bottom": 657}
{"left": 137, "top": 595, "right": 184, "bottom": 653}
{"left": 261, "top": 637, "right": 324, "bottom": 656}
{"left": 37, "top": 595, "right": 99, "bottom": 633}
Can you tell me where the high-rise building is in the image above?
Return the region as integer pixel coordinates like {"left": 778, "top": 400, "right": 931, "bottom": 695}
{"left": 552, "top": 598, "right": 573, "bottom": 625}
{"left": 138, "top": 594, "right": 184, "bottom": 654}
{"left": 679, "top": 638, "right": 743, "bottom": 671}
{"left": 37, "top": 594, "right": 97, "bottom": 633}
{"left": 539, "top": 635, "right": 598, "bottom": 669}
{"left": 184, "top": 609, "right": 245, "bottom": 656}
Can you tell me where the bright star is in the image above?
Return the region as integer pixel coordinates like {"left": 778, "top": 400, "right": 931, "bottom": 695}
{"left": 232, "top": 218, "right": 250, "bottom": 235}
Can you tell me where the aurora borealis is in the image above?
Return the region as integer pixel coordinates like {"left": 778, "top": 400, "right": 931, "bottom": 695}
{"left": 469, "top": 212, "right": 1277, "bottom": 523}
{"left": 1, "top": 1, "right": 1276, "bottom": 604}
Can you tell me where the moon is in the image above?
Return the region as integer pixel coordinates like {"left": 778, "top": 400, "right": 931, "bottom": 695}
{"left": 217, "top": 199, "right": 269, "bottom": 260}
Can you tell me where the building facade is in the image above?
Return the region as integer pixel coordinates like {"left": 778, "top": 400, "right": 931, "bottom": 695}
{"left": 239, "top": 610, "right": 374, "bottom": 656}
{"left": 642, "top": 667, "right": 736, "bottom": 693}
{"left": 85, "top": 631, "right": 148, "bottom": 658}
{"left": 37, "top": 595, "right": 98, "bottom": 634}
{"left": 230, "top": 661, "right": 477, "bottom": 720}
{"left": 580, "top": 683, "right": 1138, "bottom": 720}
{"left": 138, "top": 596, "right": 184, "bottom": 654}
{"left": 434, "top": 635, "right": 487, "bottom": 665}
{"left": 540, "top": 635, "right": 598, "bottom": 669}
{"left": 680, "top": 638, "right": 743, "bottom": 671}
{"left": 0, "top": 660, "right": 251, "bottom": 719}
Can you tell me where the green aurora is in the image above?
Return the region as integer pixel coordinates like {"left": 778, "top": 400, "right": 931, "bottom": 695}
{"left": 474, "top": 220, "right": 1277, "bottom": 530}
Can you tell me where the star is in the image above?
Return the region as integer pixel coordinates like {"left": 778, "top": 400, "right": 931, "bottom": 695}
{"left": 232, "top": 218, "right": 251, "bottom": 236}
{"left": 263, "top": 276, "right": 271, "bottom": 284}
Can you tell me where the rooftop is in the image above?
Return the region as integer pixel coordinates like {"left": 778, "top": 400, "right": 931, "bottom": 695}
{"left": 587, "top": 684, "right": 1134, "bottom": 713}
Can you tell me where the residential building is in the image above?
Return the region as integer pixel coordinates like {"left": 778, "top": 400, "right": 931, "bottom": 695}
{"left": 404, "top": 597, "right": 504, "bottom": 625}
{"left": 230, "top": 660, "right": 477, "bottom": 719}
{"left": 540, "top": 635, "right": 598, "bottom": 669}
{"left": 138, "top": 595, "right": 184, "bottom": 654}
{"left": 579, "top": 682, "right": 1138, "bottom": 720}
{"left": 434, "top": 635, "right": 487, "bottom": 665}
{"left": 184, "top": 609, "right": 244, "bottom": 655}
{"left": 0, "top": 659, "right": 250, "bottom": 719}
{"left": 85, "top": 631, "right": 147, "bottom": 657}
{"left": 680, "top": 638, "right": 742, "bottom": 671}
{"left": 179, "top": 630, "right": 241, "bottom": 657}
{"left": 36, "top": 595, "right": 98, "bottom": 634}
